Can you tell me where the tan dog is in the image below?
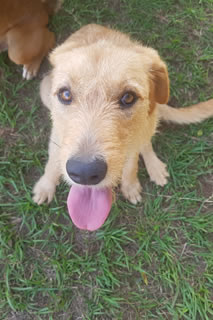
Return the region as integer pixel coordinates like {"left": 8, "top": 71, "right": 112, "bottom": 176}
{"left": 0, "top": 0, "right": 63, "bottom": 80}
{"left": 33, "top": 24, "right": 213, "bottom": 230}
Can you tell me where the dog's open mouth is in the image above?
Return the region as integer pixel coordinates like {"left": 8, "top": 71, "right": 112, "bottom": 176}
{"left": 67, "top": 185, "right": 112, "bottom": 231}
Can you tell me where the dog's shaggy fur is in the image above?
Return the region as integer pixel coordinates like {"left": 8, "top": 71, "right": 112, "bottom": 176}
{"left": 33, "top": 24, "right": 213, "bottom": 209}
{"left": 0, "top": 0, "right": 63, "bottom": 80}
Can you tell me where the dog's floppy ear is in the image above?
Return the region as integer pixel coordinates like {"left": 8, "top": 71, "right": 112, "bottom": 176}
{"left": 148, "top": 59, "right": 169, "bottom": 114}
{"left": 40, "top": 73, "right": 52, "bottom": 110}
{"left": 149, "top": 59, "right": 169, "bottom": 105}
{"left": 136, "top": 46, "right": 169, "bottom": 113}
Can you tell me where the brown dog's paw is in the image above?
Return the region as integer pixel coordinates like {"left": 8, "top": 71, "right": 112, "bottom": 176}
{"left": 23, "top": 64, "right": 39, "bottom": 80}
{"left": 146, "top": 158, "right": 169, "bottom": 186}
{"left": 33, "top": 175, "right": 56, "bottom": 205}
{"left": 121, "top": 179, "right": 142, "bottom": 204}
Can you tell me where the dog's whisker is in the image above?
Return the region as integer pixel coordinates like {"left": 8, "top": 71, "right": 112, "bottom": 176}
{"left": 50, "top": 139, "right": 61, "bottom": 148}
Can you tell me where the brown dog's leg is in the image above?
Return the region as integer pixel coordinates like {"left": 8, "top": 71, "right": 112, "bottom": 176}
{"left": 33, "top": 129, "right": 61, "bottom": 204}
{"left": 121, "top": 153, "right": 142, "bottom": 204}
{"left": 141, "top": 142, "right": 169, "bottom": 186}
{"left": 7, "top": 26, "right": 55, "bottom": 79}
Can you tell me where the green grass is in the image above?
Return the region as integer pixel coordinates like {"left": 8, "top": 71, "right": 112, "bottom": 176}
{"left": 1, "top": 0, "right": 213, "bottom": 319}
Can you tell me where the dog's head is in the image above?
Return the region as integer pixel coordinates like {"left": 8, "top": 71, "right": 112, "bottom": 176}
{"left": 40, "top": 26, "right": 169, "bottom": 230}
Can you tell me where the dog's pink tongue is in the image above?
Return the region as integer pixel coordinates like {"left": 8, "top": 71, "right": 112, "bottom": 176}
{"left": 67, "top": 186, "right": 112, "bottom": 231}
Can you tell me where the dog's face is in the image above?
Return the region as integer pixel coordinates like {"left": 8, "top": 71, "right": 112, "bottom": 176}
{"left": 37, "top": 25, "right": 170, "bottom": 230}
{"left": 43, "top": 42, "right": 169, "bottom": 189}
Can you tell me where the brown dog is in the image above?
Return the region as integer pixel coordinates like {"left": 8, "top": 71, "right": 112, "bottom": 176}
{"left": 0, "top": 0, "right": 63, "bottom": 80}
{"left": 33, "top": 24, "right": 213, "bottom": 230}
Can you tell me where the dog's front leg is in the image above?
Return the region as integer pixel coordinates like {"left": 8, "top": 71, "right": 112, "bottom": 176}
{"left": 141, "top": 142, "right": 169, "bottom": 186}
{"left": 121, "top": 153, "right": 142, "bottom": 204}
{"left": 33, "top": 129, "right": 61, "bottom": 205}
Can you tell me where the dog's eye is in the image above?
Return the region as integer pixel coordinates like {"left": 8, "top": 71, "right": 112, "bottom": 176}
{"left": 58, "top": 87, "right": 72, "bottom": 105}
{"left": 120, "top": 92, "right": 137, "bottom": 108}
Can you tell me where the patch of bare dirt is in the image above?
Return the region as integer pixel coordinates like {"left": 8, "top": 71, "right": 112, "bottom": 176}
{"left": 107, "top": 0, "right": 121, "bottom": 11}
{"left": 198, "top": 174, "right": 213, "bottom": 199}
{"left": 0, "top": 127, "right": 19, "bottom": 154}
{"left": 6, "top": 311, "right": 34, "bottom": 320}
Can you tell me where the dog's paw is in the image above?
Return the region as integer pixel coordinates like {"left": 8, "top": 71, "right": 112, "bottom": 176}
{"left": 22, "top": 65, "right": 38, "bottom": 80}
{"left": 33, "top": 175, "right": 56, "bottom": 205}
{"left": 121, "top": 179, "right": 142, "bottom": 204}
{"left": 146, "top": 158, "right": 169, "bottom": 186}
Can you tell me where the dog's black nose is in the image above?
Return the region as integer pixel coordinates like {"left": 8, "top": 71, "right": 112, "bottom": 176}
{"left": 66, "top": 157, "right": 107, "bottom": 185}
